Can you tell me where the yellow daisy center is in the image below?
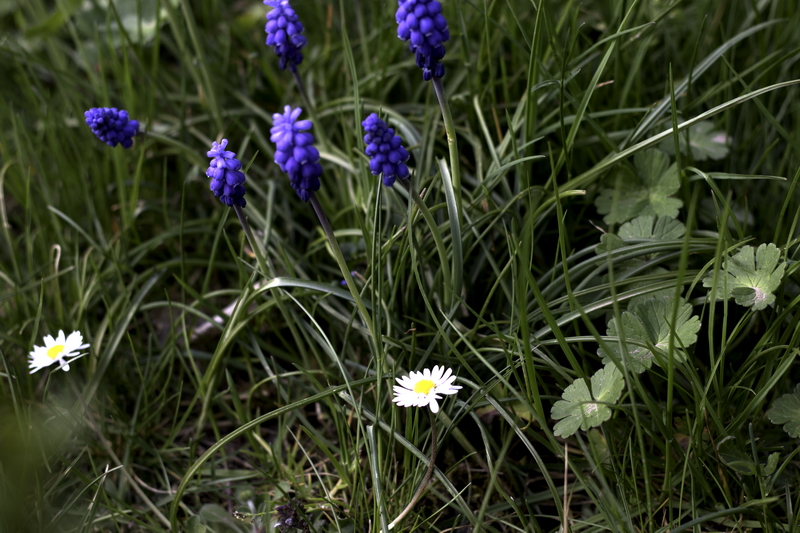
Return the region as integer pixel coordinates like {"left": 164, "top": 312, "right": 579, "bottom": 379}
{"left": 47, "top": 344, "right": 65, "bottom": 359}
{"left": 413, "top": 379, "right": 435, "bottom": 395}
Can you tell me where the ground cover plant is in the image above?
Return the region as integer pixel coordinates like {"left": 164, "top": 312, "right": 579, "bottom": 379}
{"left": 3, "top": 0, "right": 800, "bottom": 531}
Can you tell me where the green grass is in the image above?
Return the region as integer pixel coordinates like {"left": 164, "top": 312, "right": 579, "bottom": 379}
{"left": 2, "top": 0, "right": 800, "bottom": 532}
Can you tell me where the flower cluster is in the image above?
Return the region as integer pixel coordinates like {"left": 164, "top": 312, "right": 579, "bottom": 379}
{"left": 264, "top": 0, "right": 307, "bottom": 72}
{"left": 270, "top": 106, "right": 322, "bottom": 202}
{"left": 206, "top": 139, "right": 247, "bottom": 207}
{"left": 84, "top": 107, "right": 139, "bottom": 148}
{"left": 28, "top": 330, "right": 89, "bottom": 373}
{"left": 393, "top": 365, "right": 461, "bottom": 413}
{"left": 362, "top": 113, "right": 410, "bottom": 187}
{"left": 396, "top": 0, "right": 450, "bottom": 81}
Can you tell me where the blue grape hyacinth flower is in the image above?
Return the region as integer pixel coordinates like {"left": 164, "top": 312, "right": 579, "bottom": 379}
{"left": 396, "top": 0, "right": 450, "bottom": 81}
{"left": 362, "top": 113, "right": 410, "bottom": 187}
{"left": 206, "top": 139, "right": 247, "bottom": 207}
{"left": 270, "top": 106, "right": 322, "bottom": 202}
{"left": 84, "top": 107, "right": 139, "bottom": 148}
{"left": 264, "top": 0, "right": 307, "bottom": 72}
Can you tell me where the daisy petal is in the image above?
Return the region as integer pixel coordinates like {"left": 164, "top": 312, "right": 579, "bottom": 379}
{"left": 428, "top": 398, "right": 440, "bottom": 413}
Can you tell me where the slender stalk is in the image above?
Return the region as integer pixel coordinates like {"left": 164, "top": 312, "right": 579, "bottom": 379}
{"left": 292, "top": 69, "right": 312, "bottom": 111}
{"left": 388, "top": 409, "right": 438, "bottom": 530}
{"left": 432, "top": 77, "right": 461, "bottom": 217}
{"left": 308, "top": 193, "right": 376, "bottom": 341}
{"left": 398, "top": 178, "right": 452, "bottom": 308}
{"left": 232, "top": 205, "right": 308, "bottom": 371}
{"left": 233, "top": 205, "right": 270, "bottom": 279}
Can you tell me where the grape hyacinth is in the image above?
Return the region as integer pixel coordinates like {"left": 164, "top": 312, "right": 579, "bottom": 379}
{"left": 264, "top": 0, "right": 307, "bottom": 72}
{"left": 396, "top": 0, "right": 450, "bottom": 81}
{"left": 84, "top": 107, "right": 139, "bottom": 148}
{"left": 362, "top": 113, "right": 410, "bottom": 187}
{"left": 206, "top": 139, "right": 247, "bottom": 207}
{"left": 270, "top": 106, "right": 322, "bottom": 202}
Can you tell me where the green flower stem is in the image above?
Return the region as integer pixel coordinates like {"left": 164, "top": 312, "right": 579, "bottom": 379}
{"left": 292, "top": 70, "right": 312, "bottom": 112}
{"left": 432, "top": 77, "right": 461, "bottom": 217}
{"left": 232, "top": 206, "right": 307, "bottom": 361}
{"left": 388, "top": 409, "right": 438, "bottom": 530}
{"left": 309, "top": 193, "right": 376, "bottom": 341}
{"left": 233, "top": 205, "right": 270, "bottom": 280}
{"left": 398, "top": 178, "right": 452, "bottom": 308}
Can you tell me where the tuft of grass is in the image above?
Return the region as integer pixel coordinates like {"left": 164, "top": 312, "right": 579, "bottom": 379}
{"left": 2, "top": 0, "right": 800, "bottom": 532}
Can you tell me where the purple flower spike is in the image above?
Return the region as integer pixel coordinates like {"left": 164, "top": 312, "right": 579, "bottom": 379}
{"left": 396, "top": 0, "right": 450, "bottom": 81}
{"left": 84, "top": 107, "right": 139, "bottom": 148}
{"left": 270, "top": 106, "right": 322, "bottom": 202}
{"left": 362, "top": 113, "right": 410, "bottom": 187}
{"left": 206, "top": 139, "right": 247, "bottom": 207}
{"left": 264, "top": 0, "right": 307, "bottom": 72}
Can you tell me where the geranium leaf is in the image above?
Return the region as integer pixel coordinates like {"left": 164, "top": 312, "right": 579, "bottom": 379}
{"left": 768, "top": 384, "right": 800, "bottom": 438}
{"left": 599, "top": 296, "right": 700, "bottom": 373}
{"left": 596, "top": 233, "right": 626, "bottom": 254}
{"left": 596, "top": 149, "right": 682, "bottom": 224}
{"left": 618, "top": 215, "right": 686, "bottom": 241}
{"left": 659, "top": 120, "right": 730, "bottom": 161}
{"left": 703, "top": 243, "right": 785, "bottom": 310}
{"left": 551, "top": 364, "right": 624, "bottom": 438}
{"left": 595, "top": 216, "right": 684, "bottom": 298}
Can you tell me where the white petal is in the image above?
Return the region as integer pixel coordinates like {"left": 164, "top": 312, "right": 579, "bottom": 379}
{"left": 397, "top": 376, "right": 415, "bottom": 388}
{"left": 440, "top": 367, "right": 453, "bottom": 382}
{"left": 428, "top": 398, "right": 440, "bottom": 413}
{"left": 65, "top": 331, "right": 83, "bottom": 349}
{"left": 393, "top": 384, "right": 410, "bottom": 393}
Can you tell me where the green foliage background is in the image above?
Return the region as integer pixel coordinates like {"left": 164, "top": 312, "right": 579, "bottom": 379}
{"left": 2, "top": 0, "right": 800, "bottom": 532}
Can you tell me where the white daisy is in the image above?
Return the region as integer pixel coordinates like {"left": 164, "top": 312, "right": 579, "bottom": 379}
{"left": 392, "top": 365, "right": 461, "bottom": 414}
{"left": 28, "top": 330, "right": 90, "bottom": 373}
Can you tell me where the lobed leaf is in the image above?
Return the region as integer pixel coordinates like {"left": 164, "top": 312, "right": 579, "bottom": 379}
{"left": 551, "top": 364, "right": 624, "bottom": 438}
{"left": 595, "top": 149, "right": 682, "bottom": 224}
{"left": 768, "top": 384, "right": 800, "bottom": 438}
{"left": 659, "top": 120, "right": 730, "bottom": 161}
{"left": 599, "top": 296, "right": 700, "bottom": 373}
{"left": 618, "top": 215, "right": 685, "bottom": 241}
{"left": 703, "top": 243, "right": 785, "bottom": 310}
